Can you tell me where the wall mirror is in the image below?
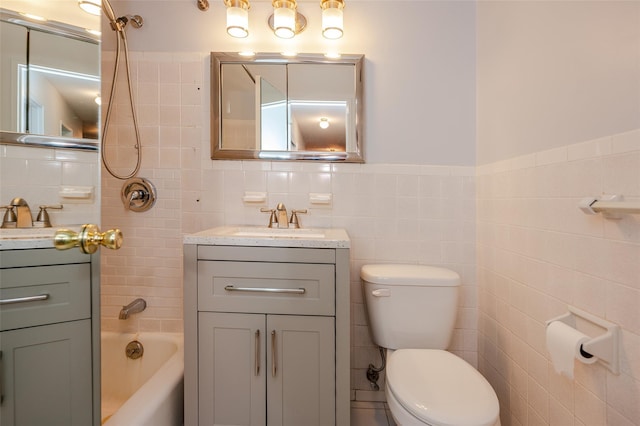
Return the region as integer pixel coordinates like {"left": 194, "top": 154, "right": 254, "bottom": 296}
{"left": 0, "top": 9, "right": 99, "bottom": 150}
{"left": 211, "top": 52, "right": 364, "bottom": 162}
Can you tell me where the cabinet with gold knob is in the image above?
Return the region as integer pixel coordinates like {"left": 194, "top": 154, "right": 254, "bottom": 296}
{"left": 0, "top": 247, "right": 100, "bottom": 425}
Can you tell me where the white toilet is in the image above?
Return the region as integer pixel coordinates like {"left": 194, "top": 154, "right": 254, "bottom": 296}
{"left": 361, "top": 264, "right": 500, "bottom": 426}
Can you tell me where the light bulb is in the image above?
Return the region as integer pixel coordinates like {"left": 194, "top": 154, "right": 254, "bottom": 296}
{"left": 227, "top": 6, "right": 249, "bottom": 38}
{"left": 321, "top": 0, "right": 344, "bottom": 40}
{"left": 273, "top": 6, "right": 295, "bottom": 39}
{"left": 319, "top": 118, "right": 330, "bottom": 129}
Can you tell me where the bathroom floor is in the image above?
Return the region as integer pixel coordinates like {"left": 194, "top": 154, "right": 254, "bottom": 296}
{"left": 351, "top": 401, "right": 396, "bottom": 426}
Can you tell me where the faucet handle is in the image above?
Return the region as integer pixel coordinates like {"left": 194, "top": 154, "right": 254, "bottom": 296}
{"left": 260, "top": 208, "right": 277, "bottom": 228}
{"left": 289, "top": 209, "right": 307, "bottom": 228}
{"left": 0, "top": 205, "right": 17, "bottom": 228}
{"left": 35, "top": 205, "right": 63, "bottom": 228}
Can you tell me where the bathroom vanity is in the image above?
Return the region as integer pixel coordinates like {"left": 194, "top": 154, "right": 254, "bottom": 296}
{"left": 183, "top": 226, "right": 350, "bottom": 426}
{"left": 0, "top": 236, "right": 101, "bottom": 426}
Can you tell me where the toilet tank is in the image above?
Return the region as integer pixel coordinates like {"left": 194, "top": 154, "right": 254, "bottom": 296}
{"left": 361, "top": 264, "right": 460, "bottom": 350}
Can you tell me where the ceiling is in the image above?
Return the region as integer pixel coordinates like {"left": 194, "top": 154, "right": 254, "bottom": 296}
{"left": 1, "top": 0, "right": 100, "bottom": 32}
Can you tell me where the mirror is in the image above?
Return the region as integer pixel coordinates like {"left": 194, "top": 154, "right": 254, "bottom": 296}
{"left": 0, "top": 9, "right": 99, "bottom": 150}
{"left": 212, "top": 52, "right": 364, "bottom": 162}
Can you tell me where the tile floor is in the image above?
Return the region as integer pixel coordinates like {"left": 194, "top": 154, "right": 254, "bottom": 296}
{"left": 350, "top": 401, "right": 396, "bottom": 426}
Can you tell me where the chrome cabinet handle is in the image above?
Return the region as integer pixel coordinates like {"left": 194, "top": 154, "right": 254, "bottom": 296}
{"left": 0, "top": 294, "right": 49, "bottom": 305}
{"left": 224, "top": 286, "right": 305, "bottom": 295}
{"left": 255, "top": 330, "right": 260, "bottom": 376}
{"left": 271, "top": 330, "right": 277, "bottom": 378}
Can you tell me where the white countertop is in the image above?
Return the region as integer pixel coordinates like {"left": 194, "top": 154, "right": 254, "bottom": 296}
{"left": 0, "top": 225, "right": 80, "bottom": 250}
{"left": 183, "top": 226, "right": 350, "bottom": 249}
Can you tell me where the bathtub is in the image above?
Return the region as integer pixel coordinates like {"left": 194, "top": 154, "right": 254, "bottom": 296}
{"left": 101, "top": 332, "right": 184, "bottom": 426}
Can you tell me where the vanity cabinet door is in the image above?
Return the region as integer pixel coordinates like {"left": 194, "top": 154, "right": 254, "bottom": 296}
{"left": 198, "top": 312, "right": 266, "bottom": 426}
{"left": 0, "top": 319, "right": 93, "bottom": 426}
{"left": 267, "top": 315, "right": 335, "bottom": 426}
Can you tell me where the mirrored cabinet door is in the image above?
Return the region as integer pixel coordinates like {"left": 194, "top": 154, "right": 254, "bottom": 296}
{"left": 0, "top": 21, "right": 27, "bottom": 133}
{"left": 0, "top": 10, "right": 100, "bottom": 149}
{"left": 212, "top": 52, "right": 364, "bottom": 162}
{"left": 29, "top": 30, "right": 100, "bottom": 139}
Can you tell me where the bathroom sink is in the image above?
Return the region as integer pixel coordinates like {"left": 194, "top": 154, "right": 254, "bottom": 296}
{"left": 229, "top": 227, "right": 326, "bottom": 239}
{"left": 184, "top": 226, "right": 350, "bottom": 249}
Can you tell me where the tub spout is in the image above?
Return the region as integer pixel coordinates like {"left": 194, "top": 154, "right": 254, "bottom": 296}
{"left": 119, "top": 298, "right": 147, "bottom": 319}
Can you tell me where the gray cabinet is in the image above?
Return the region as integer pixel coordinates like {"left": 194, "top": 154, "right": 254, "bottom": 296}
{"left": 0, "top": 248, "right": 99, "bottom": 426}
{"left": 184, "top": 243, "right": 350, "bottom": 426}
{"left": 198, "top": 313, "right": 335, "bottom": 426}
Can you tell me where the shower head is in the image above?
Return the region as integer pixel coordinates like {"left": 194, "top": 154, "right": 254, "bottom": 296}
{"left": 101, "top": 0, "right": 118, "bottom": 26}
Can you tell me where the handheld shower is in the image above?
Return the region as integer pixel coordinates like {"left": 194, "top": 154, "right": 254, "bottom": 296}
{"left": 100, "top": 0, "right": 143, "bottom": 180}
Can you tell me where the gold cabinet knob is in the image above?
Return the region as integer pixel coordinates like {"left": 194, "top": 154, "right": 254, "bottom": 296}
{"left": 54, "top": 224, "right": 123, "bottom": 254}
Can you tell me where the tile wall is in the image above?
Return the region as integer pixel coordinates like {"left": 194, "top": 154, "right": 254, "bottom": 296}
{"left": 477, "top": 130, "right": 640, "bottom": 425}
{"left": 0, "top": 144, "right": 99, "bottom": 226}
{"left": 99, "top": 52, "right": 477, "bottom": 399}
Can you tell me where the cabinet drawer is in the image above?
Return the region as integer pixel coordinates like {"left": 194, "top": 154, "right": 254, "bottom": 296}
{"left": 198, "top": 261, "right": 335, "bottom": 315}
{"left": 0, "top": 264, "right": 91, "bottom": 331}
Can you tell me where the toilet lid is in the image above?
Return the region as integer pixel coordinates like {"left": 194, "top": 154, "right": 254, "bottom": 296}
{"left": 387, "top": 349, "right": 499, "bottom": 426}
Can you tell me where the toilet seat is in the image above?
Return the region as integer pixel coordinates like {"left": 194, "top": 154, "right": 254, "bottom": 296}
{"left": 386, "top": 349, "right": 499, "bottom": 426}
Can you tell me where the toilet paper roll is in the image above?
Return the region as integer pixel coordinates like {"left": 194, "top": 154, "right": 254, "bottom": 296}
{"left": 546, "top": 321, "right": 597, "bottom": 379}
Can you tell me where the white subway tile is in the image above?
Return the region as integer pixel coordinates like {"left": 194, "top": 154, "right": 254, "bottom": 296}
{"left": 612, "top": 129, "right": 640, "bottom": 154}
{"left": 536, "top": 146, "right": 568, "bottom": 166}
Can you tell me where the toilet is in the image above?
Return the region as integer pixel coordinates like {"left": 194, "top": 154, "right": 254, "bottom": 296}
{"left": 361, "top": 264, "right": 500, "bottom": 426}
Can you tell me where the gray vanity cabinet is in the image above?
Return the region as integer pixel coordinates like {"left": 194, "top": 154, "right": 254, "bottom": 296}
{"left": 0, "top": 248, "right": 99, "bottom": 426}
{"left": 184, "top": 242, "right": 350, "bottom": 426}
{"left": 198, "top": 312, "right": 335, "bottom": 425}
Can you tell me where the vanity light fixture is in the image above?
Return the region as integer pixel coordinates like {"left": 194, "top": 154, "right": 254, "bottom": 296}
{"left": 319, "top": 118, "right": 330, "bottom": 129}
{"left": 225, "top": 0, "right": 250, "bottom": 38}
{"left": 269, "top": 0, "right": 306, "bottom": 39}
{"left": 321, "top": 0, "right": 344, "bottom": 39}
{"left": 78, "top": 0, "right": 102, "bottom": 16}
{"left": 199, "top": 0, "right": 344, "bottom": 39}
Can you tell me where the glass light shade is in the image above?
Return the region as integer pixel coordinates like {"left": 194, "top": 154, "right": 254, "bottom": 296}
{"left": 78, "top": 0, "right": 102, "bottom": 16}
{"left": 322, "top": 7, "right": 343, "bottom": 39}
{"left": 273, "top": 7, "right": 295, "bottom": 39}
{"left": 319, "top": 118, "right": 330, "bottom": 129}
{"left": 227, "top": 6, "right": 249, "bottom": 38}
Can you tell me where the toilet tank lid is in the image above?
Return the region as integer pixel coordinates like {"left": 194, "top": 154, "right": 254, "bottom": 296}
{"left": 361, "top": 264, "right": 460, "bottom": 287}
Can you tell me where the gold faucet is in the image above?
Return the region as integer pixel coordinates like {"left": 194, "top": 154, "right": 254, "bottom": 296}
{"left": 276, "top": 203, "right": 289, "bottom": 228}
{"left": 9, "top": 198, "right": 33, "bottom": 228}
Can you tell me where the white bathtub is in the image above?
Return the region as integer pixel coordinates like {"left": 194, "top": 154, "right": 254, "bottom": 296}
{"left": 101, "top": 332, "right": 184, "bottom": 426}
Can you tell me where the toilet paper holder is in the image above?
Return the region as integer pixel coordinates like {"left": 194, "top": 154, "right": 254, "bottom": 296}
{"left": 546, "top": 306, "right": 620, "bottom": 375}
